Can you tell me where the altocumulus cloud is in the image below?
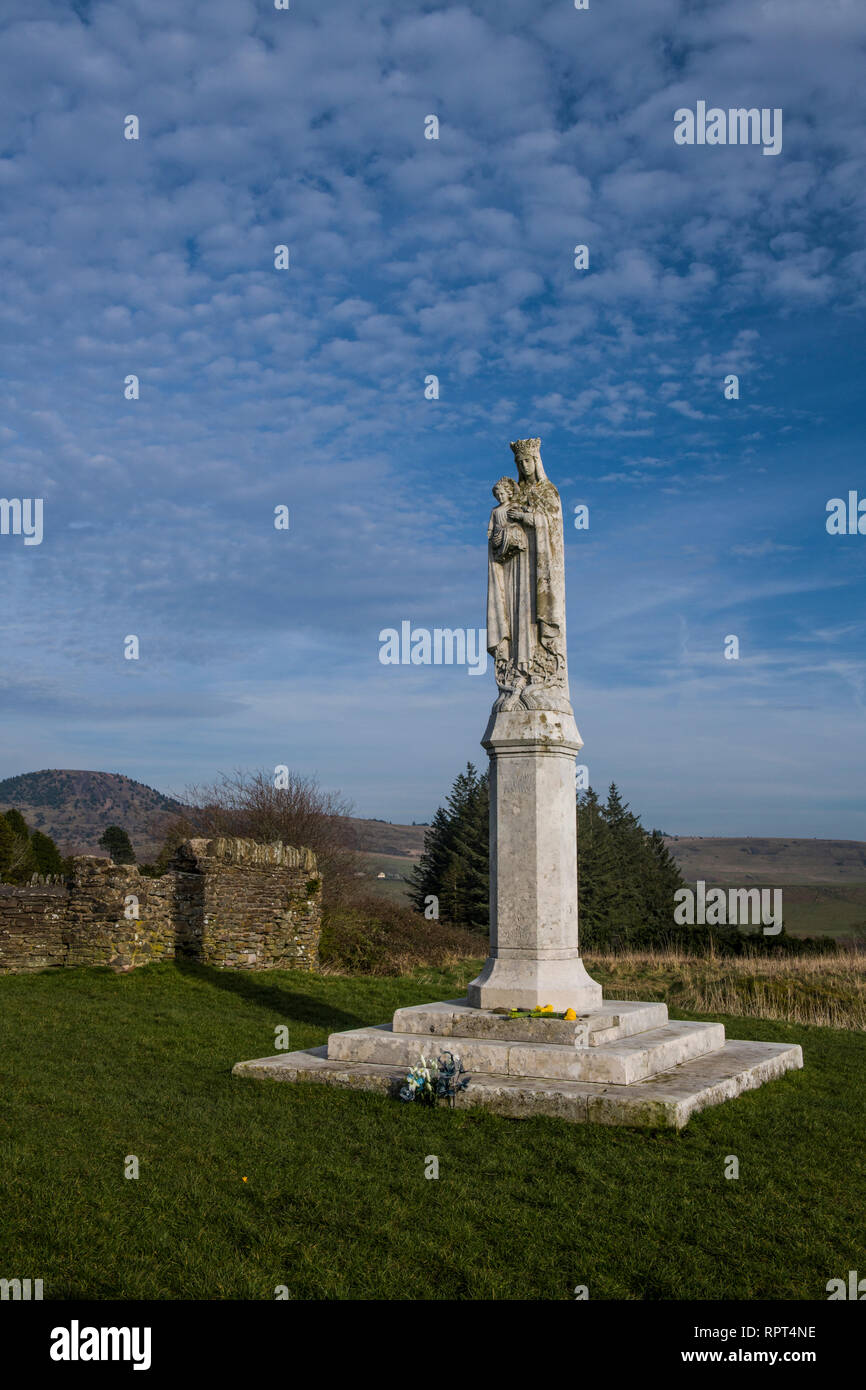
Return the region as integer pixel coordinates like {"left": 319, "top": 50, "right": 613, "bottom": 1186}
{"left": 0, "top": 0, "right": 863, "bottom": 834}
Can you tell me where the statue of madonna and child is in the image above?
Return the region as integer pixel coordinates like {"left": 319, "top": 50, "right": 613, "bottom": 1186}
{"left": 486, "top": 438, "right": 572, "bottom": 715}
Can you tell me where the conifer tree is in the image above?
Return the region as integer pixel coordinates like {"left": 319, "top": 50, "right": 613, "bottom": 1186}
{"left": 443, "top": 773, "right": 489, "bottom": 930}
{"left": 29, "top": 830, "right": 66, "bottom": 878}
{"left": 4, "top": 809, "right": 29, "bottom": 838}
{"left": 575, "top": 783, "right": 687, "bottom": 947}
{"left": 576, "top": 786, "right": 617, "bottom": 936}
{"left": 601, "top": 782, "right": 646, "bottom": 930}
{"left": 414, "top": 768, "right": 687, "bottom": 947}
{"left": 409, "top": 764, "right": 489, "bottom": 928}
{"left": 0, "top": 814, "right": 16, "bottom": 881}
{"left": 640, "top": 829, "right": 687, "bottom": 938}
{"left": 98, "top": 825, "right": 136, "bottom": 865}
{"left": 409, "top": 806, "right": 457, "bottom": 915}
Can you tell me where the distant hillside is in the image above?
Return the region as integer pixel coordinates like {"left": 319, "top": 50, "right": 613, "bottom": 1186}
{"left": 334, "top": 817, "right": 426, "bottom": 857}
{"left": 0, "top": 770, "right": 429, "bottom": 865}
{"left": 2, "top": 771, "right": 863, "bottom": 901}
{"left": 0, "top": 770, "right": 188, "bottom": 861}
{"left": 664, "top": 836, "right": 866, "bottom": 884}
{"left": 344, "top": 829, "right": 866, "bottom": 882}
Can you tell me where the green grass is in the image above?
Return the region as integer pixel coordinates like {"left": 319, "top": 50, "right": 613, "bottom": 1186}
{"left": 1, "top": 961, "right": 863, "bottom": 1300}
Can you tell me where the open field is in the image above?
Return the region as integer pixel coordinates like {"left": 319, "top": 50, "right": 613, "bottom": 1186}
{"left": 1, "top": 961, "right": 864, "bottom": 1300}
{"left": 764, "top": 884, "right": 866, "bottom": 938}
{"left": 353, "top": 851, "right": 416, "bottom": 904}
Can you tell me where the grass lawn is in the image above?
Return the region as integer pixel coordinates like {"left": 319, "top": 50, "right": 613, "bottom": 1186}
{"left": 1, "top": 960, "right": 863, "bottom": 1301}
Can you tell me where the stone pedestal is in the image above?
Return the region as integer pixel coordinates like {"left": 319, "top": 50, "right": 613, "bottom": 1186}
{"left": 467, "top": 706, "right": 602, "bottom": 1013}
{"left": 234, "top": 997, "right": 803, "bottom": 1130}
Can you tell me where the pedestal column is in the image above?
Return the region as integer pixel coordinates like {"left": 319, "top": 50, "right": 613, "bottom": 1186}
{"left": 467, "top": 707, "right": 602, "bottom": 1013}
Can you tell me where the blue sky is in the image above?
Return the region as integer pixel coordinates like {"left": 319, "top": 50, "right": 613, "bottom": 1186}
{"left": 1, "top": 0, "right": 864, "bottom": 837}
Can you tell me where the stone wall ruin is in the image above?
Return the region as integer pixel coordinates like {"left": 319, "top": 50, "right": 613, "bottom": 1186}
{"left": 0, "top": 837, "right": 322, "bottom": 973}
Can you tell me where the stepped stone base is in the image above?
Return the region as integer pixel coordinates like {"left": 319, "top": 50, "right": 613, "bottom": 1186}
{"left": 233, "top": 997, "right": 802, "bottom": 1129}
{"left": 392, "top": 998, "right": 669, "bottom": 1046}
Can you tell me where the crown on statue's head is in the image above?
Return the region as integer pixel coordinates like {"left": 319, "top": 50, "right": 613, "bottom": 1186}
{"left": 510, "top": 437, "right": 541, "bottom": 465}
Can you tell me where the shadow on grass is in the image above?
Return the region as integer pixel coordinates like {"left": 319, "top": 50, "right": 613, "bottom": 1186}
{"left": 171, "top": 959, "right": 366, "bottom": 1032}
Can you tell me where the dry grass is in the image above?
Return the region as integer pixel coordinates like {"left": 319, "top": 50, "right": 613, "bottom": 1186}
{"left": 586, "top": 947, "right": 866, "bottom": 1031}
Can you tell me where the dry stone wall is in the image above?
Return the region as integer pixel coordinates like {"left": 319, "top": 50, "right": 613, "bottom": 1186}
{"left": 0, "top": 838, "right": 322, "bottom": 974}
{"left": 0, "top": 885, "right": 67, "bottom": 972}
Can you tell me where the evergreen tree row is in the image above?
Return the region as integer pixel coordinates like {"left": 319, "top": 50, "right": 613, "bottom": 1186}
{"left": 575, "top": 783, "right": 684, "bottom": 946}
{"left": 408, "top": 768, "right": 683, "bottom": 940}
{"left": 408, "top": 768, "right": 821, "bottom": 954}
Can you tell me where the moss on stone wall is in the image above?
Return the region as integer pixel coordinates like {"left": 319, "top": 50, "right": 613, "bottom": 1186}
{"left": 0, "top": 838, "right": 322, "bottom": 974}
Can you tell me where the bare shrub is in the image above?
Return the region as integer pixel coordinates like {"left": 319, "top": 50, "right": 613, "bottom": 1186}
{"left": 157, "top": 768, "right": 359, "bottom": 903}
{"left": 319, "top": 895, "right": 487, "bottom": 976}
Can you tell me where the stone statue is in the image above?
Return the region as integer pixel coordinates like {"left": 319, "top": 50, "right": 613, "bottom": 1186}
{"left": 487, "top": 438, "right": 571, "bottom": 714}
{"left": 470, "top": 435, "right": 600, "bottom": 1012}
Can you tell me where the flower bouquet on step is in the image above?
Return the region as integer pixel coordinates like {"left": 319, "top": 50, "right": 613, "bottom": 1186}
{"left": 399, "top": 1051, "right": 470, "bottom": 1108}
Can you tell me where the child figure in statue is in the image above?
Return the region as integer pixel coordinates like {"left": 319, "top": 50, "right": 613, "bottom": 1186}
{"left": 488, "top": 477, "right": 526, "bottom": 561}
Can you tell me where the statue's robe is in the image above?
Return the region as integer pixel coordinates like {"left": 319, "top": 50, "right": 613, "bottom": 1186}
{"left": 487, "top": 479, "right": 565, "bottom": 680}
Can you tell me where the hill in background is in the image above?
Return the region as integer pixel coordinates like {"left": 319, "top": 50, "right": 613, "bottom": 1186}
{"left": 664, "top": 836, "right": 866, "bottom": 884}
{"left": 333, "top": 817, "right": 426, "bottom": 857}
{"left": 0, "top": 770, "right": 431, "bottom": 863}
{"left": 0, "top": 770, "right": 188, "bottom": 861}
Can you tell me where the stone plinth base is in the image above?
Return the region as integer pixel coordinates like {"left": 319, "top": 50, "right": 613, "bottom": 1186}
{"left": 467, "top": 952, "right": 602, "bottom": 1013}
{"left": 475, "top": 705, "right": 602, "bottom": 1012}
{"left": 233, "top": 995, "right": 803, "bottom": 1130}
